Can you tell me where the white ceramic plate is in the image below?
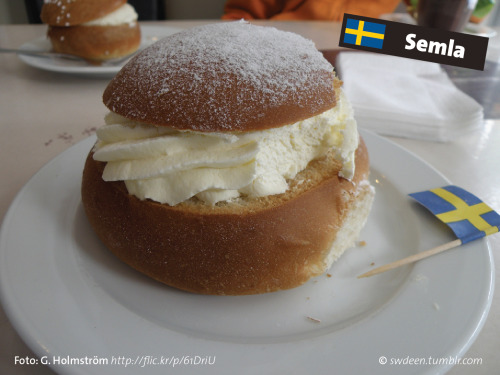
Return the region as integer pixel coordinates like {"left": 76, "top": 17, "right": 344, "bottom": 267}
{"left": 0, "top": 131, "right": 493, "bottom": 375}
{"left": 17, "top": 25, "right": 181, "bottom": 77}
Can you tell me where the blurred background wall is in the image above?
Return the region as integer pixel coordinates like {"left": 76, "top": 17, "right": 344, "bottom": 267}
{"left": 0, "top": 0, "right": 29, "bottom": 24}
{"left": 1, "top": 0, "right": 499, "bottom": 25}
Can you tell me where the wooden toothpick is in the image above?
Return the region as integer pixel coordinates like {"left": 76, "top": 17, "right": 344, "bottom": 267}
{"left": 357, "top": 239, "right": 462, "bottom": 278}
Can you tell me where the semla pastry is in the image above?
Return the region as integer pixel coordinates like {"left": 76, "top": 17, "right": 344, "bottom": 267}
{"left": 41, "top": 0, "right": 141, "bottom": 62}
{"left": 81, "top": 21, "right": 375, "bottom": 295}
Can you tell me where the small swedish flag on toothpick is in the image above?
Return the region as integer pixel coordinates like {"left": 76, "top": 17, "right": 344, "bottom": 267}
{"left": 358, "top": 185, "right": 500, "bottom": 278}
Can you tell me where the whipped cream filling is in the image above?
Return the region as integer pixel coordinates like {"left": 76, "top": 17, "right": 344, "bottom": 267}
{"left": 83, "top": 3, "right": 138, "bottom": 27}
{"left": 93, "top": 90, "right": 359, "bottom": 205}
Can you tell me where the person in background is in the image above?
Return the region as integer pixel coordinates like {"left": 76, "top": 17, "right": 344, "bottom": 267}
{"left": 221, "top": 0, "right": 401, "bottom": 21}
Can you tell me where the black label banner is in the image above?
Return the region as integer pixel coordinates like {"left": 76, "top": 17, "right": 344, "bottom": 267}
{"left": 338, "top": 13, "right": 489, "bottom": 71}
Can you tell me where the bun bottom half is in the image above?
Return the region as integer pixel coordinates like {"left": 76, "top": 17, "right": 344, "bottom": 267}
{"left": 47, "top": 23, "right": 141, "bottom": 62}
{"left": 81, "top": 137, "right": 374, "bottom": 295}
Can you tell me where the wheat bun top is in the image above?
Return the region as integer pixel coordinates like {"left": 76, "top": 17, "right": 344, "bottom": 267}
{"left": 41, "top": 0, "right": 126, "bottom": 26}
{"left": 102, "top": 21, "right": 337, "bottom": 132}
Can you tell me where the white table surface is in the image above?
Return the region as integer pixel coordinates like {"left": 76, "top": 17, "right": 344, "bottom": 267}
{"left": 0, "top": 20, "right": 499, "bottom": 374}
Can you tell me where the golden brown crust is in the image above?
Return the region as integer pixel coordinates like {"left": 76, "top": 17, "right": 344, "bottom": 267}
{"left": 103, "top": 70, "right": 336, "bottom": 133}
{"left": 81, "top": 137, "right": 370, "bottom": 295}
{"left": 102, "top": 22, "right": 337, "bottom": 132}
{"left": 47, "top": 23, "right": 141, "bottom": 62}
{"left": 41, "top": 0, "right": 126, "bottom": 26}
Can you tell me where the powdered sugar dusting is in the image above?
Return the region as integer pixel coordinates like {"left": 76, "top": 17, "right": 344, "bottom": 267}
{"left": 104, "top": 21, "right": 336, "bottom": 132}
{"left": 43, "top": 0, "right": 74, "bottom": 25}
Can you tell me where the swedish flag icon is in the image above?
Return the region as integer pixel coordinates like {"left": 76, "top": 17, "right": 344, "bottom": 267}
{"left": 343, "top": 18, "right": 386, "bottom": 49}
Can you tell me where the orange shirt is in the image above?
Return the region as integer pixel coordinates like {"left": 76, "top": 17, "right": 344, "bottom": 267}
{"left": 222, "top": 0, "right": 401, "bottom": 21}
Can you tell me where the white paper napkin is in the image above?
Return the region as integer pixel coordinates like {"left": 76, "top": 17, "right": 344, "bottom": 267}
{"left": 336, "top": 52, "right": 484, "bottom": 142}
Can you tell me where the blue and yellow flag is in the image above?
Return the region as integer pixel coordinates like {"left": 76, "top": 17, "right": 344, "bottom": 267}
{"left": 410, "top": 185, "right": 500, "bottom": 244}
{"left": 343, "top": 18, "right": 386, "bottom": 49}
